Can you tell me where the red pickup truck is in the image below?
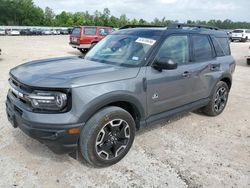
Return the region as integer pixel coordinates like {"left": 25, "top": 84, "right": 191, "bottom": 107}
{"left": 69, "top": 26, "right": 113, "bottom": 53}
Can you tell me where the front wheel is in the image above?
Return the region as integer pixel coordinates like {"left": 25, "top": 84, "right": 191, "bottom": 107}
{"left": 203, "top": 81, "right": 229, "bottom": 116}
{"left": 79, "top": 106, "right": 136, "bottom": 167}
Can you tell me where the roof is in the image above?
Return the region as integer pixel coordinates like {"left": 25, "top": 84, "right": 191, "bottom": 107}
{"left": 114, "top": 24, "right": 228, "bottom": 38}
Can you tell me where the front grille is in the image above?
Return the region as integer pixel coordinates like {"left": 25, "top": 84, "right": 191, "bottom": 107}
{"left": 10, "top": 77, "right": 33, "bottom": 93}
{"left": 9, "top": 77, "right": 32, "bottom": 106}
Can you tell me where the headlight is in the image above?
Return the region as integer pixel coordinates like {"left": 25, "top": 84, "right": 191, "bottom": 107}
{"left": 27, "top": 90, "right": 67, "bottom": 111}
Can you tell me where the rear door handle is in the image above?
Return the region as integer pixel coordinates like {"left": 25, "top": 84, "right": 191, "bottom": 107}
{"left": 182, "top": 71, "right": 191, "bottom": 78}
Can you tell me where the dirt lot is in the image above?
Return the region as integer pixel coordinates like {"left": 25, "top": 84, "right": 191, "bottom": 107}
{"left": 0, "top": 36, "right": 249, "bottom": 188}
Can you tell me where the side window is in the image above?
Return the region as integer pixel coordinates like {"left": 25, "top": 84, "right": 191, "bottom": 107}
{"left": 192, "top": 35, "right": 213, "bottom": 62}
{"left": 156, "top": 35, "right": 189, "bottom": 65}
{"left": 84, "top": 27, "right": 97, "bottom": 35}
{"left": 211, "top": 37, "right": 230, "bottom": 56}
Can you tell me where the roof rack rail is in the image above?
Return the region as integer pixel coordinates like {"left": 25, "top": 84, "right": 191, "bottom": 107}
{"left": 168, "top": 23, "right": 219, "bottom": 30}
{"left": 119, "top": 25, "right": 165, "bottom": 30}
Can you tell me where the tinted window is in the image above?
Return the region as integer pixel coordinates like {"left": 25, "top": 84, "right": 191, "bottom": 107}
{"left": 192, "top": 35, "right": 213, "bottom": 62}
{"left": 212, "top": 37, "right": 230, "bottom": 56}
{"left": 84, "top": 27, "right": 97, "bottom": 35}
{"left": 71, "top": 27, "right": 81, "bottom": 36}
{"left": 157, "top": 35, "right": 189, "bottom": 65}
{"left": 232, "top": 30, "right": 243, "bottom": 33}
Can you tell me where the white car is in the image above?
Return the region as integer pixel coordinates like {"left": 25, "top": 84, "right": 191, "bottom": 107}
{"left": 231, "top": 29, "right": 250, "bottom": 42}
{"left": 50, "top": 29, "right": 58, "bottom": 35}
{"left": 9, "top": 29, "right": 20, "bottom": 36}
{"left": 43, "top": 29, "right": 52, "bottom": 35}
{"left": 0, "top": 29, "right": 5, "bottom": 35}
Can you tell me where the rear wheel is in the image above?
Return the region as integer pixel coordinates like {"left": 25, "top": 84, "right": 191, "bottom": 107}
{"left": 90, "top": 42, "right": 97, "bottom": 49}
{"left": 203, "top": 81, "right": 229, "bottom": 116}
{"left": 79, "top": 106, "right": 136, "bottom": 167}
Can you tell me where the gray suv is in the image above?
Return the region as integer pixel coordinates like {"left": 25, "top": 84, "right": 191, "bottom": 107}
{"left": 6, "top": 24, "right": 235, "bottom": 167}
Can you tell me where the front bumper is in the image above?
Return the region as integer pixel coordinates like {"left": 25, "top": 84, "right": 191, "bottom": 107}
{"left": 6, "top": 91, "right": 83, "bottom": 154}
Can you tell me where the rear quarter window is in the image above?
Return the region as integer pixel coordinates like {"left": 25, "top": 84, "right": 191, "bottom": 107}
{"left": 84, "top": 27, "right": 97, "bottom": 35}
{"left": 211, "top": 37, "right": 230, "bottom": 56}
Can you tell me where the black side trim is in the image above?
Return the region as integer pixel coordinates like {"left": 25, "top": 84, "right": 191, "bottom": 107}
{"left": 144, "top": 98, "right": 210, "bottom": 127}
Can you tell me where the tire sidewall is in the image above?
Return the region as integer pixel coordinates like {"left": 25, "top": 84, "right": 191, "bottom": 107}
{"left": 80, "top": 107, "right": 136, "bottom": 167}
{"left": 210, "top": 81, "right": 229, "bottom": 116}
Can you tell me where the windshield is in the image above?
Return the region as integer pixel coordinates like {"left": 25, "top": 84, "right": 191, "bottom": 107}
{"left": 85, "top": 34, "right": 158, "bottom": 66}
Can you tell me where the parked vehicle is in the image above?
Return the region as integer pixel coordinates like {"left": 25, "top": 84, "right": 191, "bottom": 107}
{"left": 69, "top": 26, "right": 112, "bottom": 53}
{"left": 6, "top": 24, "right": 235, "bottom": 167}
{"left": 42, "top": 29, "right": 52, "bottom": 35}
{"left": 8, "top": 29, "right": 20, "bottom": 36}
{"left": 60, "top": 29, "right": 69, "bottom": 35}
{"left": 0, "top": 29, "right": 5, "bottom": 35}
{"left": 20, "top": 29, "right": 33, "bottom": 35}
{"left": 55, "top": 29, "right": 61, "bottom": 35}
{"left": 231, "top": 29, "right": 250, "bottom": 42}
{"left": 32, "top": 28, "right": 43, "bottom": 35}
{"left": 0, "top": 48, "right": 1, "bottom": 55}
{"left": 50, "top": 29, "right": 58, "bottom": 35}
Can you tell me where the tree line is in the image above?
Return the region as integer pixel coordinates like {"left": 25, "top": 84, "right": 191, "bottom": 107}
{"left": 1, "top": 0, "right": 250, "bottom": 29}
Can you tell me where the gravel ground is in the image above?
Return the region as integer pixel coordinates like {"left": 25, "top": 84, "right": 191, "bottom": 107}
{"left": 0, "top": 36, "right": 249, "bottom": 188}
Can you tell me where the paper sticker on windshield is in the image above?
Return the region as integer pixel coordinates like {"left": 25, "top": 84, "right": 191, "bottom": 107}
{"left": 135, "top": 37, "right": 156, "bottom": 46}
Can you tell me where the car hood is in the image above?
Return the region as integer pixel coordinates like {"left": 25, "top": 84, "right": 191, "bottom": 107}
{"left": 10, "top": 56, "right": 140, "bottom": 88}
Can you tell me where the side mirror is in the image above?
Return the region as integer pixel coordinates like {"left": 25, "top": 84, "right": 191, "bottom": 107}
{"left": 153, "top": 58, "right": 178, "bottom": 71}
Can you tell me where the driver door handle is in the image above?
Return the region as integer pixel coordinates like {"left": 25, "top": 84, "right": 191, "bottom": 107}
{"left": 182, "top": 71, "right": 191, "bottom": 78}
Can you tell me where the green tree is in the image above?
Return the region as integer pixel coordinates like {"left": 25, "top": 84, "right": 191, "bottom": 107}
{"left": 44, "top": 7, "right": 55, "bottom": 26}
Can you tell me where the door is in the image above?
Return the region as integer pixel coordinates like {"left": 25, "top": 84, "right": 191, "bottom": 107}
{"left": 189, "top": 34, "right": 219, "bottom": 101}
{"left": 146, "top": 34, "right": 197, "bottom": 116}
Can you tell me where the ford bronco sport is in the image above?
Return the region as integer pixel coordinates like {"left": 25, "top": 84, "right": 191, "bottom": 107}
{"left": 6, "top": 24, "right": 235, "bottom": 167}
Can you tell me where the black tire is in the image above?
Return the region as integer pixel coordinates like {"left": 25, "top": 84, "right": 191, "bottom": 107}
{"left": 78, "top": 48, "right": 88, "bottom": 54}
{"left": 90, "top": 42, "right": 97, "bottom": 49}
{"left": 203, "top": 81, "right": 229, "bottom": 116}
{"left": 247, "top": 58, "right": 250, "bottom": 65}
{"left": 79, "top": 106, "right": 136, "bottom": 167}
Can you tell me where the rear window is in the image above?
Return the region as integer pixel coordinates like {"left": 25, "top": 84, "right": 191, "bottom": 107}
{"left": 211, "top": 37, "right": 230, "bottom": 56}
{"left": 232, "top": 30, "right": 243, "bottom": 33}
{"left": 71, "top": 27, "right": 81, "bottom": 36}
{"left": 84, "top": 27, "right": 97, "bottom": 35}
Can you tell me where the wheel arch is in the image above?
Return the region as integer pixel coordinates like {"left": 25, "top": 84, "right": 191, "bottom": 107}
{"left": 78, "top": 92, "right": 145, "bottom": 130}
{"left": 220, "top": 76, "right": 232, "bottom": 90}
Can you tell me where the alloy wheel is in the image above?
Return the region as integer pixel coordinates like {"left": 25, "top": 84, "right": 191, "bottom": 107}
{"left": 95, "top": 119, "right": 130, "bottom": 160}
{"left": 214, "top": 86, "right": 228, "bottom": 113}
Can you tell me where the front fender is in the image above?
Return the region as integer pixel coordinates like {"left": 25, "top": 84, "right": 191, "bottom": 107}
{"left": 78, "top": 91, "right": 146, "bottom": 123}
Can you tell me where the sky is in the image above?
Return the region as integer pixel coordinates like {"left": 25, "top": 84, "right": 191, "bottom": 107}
{"left": 33, "top": 0, "right": 250, "bottom": 22}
